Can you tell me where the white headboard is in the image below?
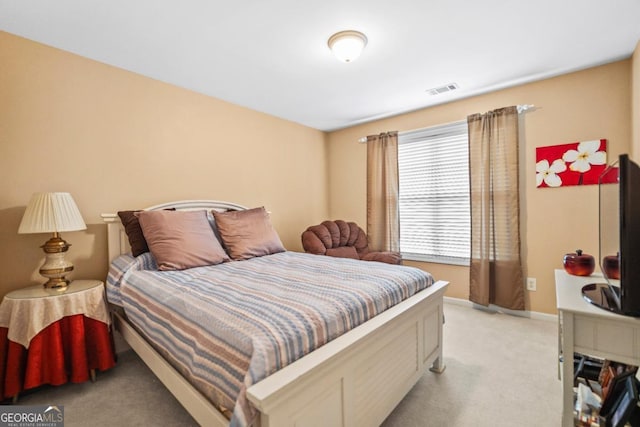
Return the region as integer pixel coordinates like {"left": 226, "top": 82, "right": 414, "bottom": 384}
{"left": 101, "top": 199, "right": 248, "bottom": 263}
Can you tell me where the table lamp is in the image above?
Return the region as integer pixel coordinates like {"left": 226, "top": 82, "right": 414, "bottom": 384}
{"left": 18, "top": 192, "right": 87, "bottom": 289}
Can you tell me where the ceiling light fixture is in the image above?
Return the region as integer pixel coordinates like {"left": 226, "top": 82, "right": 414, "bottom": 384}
{"left": 327, "top": 30, "right": 368, "bottom": 63}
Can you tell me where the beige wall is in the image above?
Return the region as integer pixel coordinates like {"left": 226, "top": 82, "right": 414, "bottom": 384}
{"left": 327, "top": 60, "right": 632, "bottom": 314}
{"left": 632, "top": 40, "right": 640, "bottom": 161}
{"left": 0, "top": 31, "right": 329, "bottom": 296}
{"left": 1, "top": 30, "right": 635, "bottom": 315}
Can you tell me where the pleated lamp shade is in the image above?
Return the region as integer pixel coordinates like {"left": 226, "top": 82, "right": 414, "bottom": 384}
{"left": 18, "top": 192, "right": 86, "bottom": 289}
{"left": 19, "top": 192, "right": 86, "bottom": 234}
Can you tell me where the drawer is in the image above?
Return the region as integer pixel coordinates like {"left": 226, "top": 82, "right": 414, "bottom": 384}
{"left": 574, "top": 315, "right": 639, "bottom": 363}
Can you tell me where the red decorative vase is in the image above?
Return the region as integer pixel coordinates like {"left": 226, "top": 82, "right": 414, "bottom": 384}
{"left": 602, "top": 253, "right": 620, "bottom": 280}
{"left": 563, "top": 249, "right": 595, "bottom": 276}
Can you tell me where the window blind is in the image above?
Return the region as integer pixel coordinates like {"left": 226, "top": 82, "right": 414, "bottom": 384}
{"left": 398, "top": 120, "right": 470, "bottom": 265}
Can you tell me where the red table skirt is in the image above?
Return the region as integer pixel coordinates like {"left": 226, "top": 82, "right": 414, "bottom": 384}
{"left": 0, "top": 314, "right": 116, "bottom": 399}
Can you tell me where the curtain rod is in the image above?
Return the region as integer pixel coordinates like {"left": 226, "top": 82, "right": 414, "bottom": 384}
{"left": 357, "top": 104, "right": 536, "bottom": 143}
{"left": 517, "top": 104, "right": 535, "bottom": 113}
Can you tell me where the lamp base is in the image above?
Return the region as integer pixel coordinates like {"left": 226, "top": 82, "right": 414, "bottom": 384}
{"left": 43, "top": 277, "right": 71, "bottom": 289}
{"left": 39, "top": 234, "right": 74, "bottom": 289}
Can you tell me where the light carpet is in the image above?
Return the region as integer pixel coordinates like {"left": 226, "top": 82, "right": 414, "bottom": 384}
{"left": 11, "top": 302, "right": 562, "bottom": 426}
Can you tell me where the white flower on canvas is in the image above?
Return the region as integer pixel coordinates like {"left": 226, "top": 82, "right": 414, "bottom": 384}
{"left": 536, "top": 159, "right": 567, "bottom": 187}
{"left": 562, "top": 140, "right": 607, "bottom": 173}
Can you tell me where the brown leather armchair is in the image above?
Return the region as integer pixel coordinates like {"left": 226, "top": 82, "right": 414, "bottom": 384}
{"left": 301, "top": 220, "right": 401, "bottom": 265}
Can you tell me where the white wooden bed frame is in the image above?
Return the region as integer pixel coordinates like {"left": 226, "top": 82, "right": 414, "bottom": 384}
{"left": 101, "top": 200, "right": 448, "bottom": 427}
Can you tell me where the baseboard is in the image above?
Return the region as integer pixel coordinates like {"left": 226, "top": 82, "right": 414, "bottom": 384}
{"left": 443, "top": 296, "right": 557, "bottom": 322}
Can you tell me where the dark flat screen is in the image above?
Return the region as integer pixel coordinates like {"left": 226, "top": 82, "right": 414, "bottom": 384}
{"left": 620, "top": 154, "right": 640, "bottom": 315}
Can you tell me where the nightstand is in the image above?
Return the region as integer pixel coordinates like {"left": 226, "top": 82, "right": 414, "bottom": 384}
{"left": 0, "top": 280, "right": 116, "bottom": 402}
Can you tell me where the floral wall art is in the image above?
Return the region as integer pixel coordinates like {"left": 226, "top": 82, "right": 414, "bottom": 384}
{"left": 535, "top": 139, "right": 608, "bottom": 188}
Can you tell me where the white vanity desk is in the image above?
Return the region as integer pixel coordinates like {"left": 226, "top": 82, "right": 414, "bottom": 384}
{"left": 555, "top": 269, "right": 640, "bottom": 426}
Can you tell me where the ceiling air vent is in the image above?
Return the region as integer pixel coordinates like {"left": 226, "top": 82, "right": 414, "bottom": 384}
{"left": 426, "top": 83, "right": 459, "bottom": 96}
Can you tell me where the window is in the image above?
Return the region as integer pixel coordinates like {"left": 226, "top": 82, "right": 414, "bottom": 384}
{"left": 398, "top": 121, "right": 470, "bottom": 265}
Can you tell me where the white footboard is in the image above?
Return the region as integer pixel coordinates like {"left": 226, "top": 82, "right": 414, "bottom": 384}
{"left": 247, "top": 280, "right": 447, "bottom": 427}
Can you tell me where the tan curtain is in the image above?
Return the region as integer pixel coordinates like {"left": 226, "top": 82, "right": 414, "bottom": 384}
{"left": 366, "top": 131, "right": 400, "bottom": 252}
{"left": 468, "top": 106, "right": 524, "bottom": 310}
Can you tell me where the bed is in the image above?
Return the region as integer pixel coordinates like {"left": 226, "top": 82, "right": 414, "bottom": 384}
{"left": 101, "top": 200, "right": 448, "bottom": 427}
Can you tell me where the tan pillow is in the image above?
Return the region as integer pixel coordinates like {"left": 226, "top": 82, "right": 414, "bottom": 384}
{"left": 213, "top": 207, "right": 285, "bottom": 260}
{"left": 137, "top": 210, "right": 229, "bottom": 270}
{"left": 118, "top": 208, "right": 175, "bottom": 257}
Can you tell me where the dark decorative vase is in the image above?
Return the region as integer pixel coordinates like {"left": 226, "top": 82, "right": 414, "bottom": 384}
{"left": 602, "top": 253, "right": 620, "bottom": 280}
{"left": 563, "top": 249, "right": 595, "bottom": 276}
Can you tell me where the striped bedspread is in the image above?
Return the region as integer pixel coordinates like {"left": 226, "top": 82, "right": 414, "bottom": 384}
{"left": 107, "top": 251, "right": 433, "bottom": 426}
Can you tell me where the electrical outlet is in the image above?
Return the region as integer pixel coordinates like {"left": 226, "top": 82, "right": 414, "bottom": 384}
{"left": 526, "top": 277, "right": 537, "bottom": 291}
